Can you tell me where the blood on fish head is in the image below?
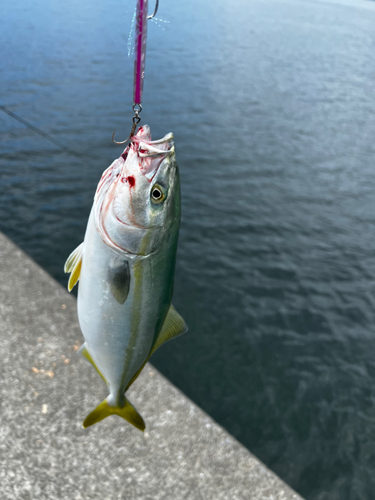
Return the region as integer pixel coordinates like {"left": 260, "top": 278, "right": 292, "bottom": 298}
{"left": 93, "top": 125, "right": 180, "bottom": 255}
{"left": 135, "top": 125, "right": 151, "bottom": 142}
{"left": 121, "top": 176, "right": 135, "bottom": 187}
{"left": 96, "top": 125, "right": 180, "bottom": 255}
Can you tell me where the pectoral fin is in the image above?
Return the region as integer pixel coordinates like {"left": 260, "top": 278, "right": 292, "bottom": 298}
{"left": 126, "top": 305, "right": 187, "bottom": 390}
{"left": 78, "top": 343, "right": 107, "bottom": 385}
{"left": 108, "top": 261, "right": 130, "bottom": 305}
{"left": 64, "top": 242, "right": 84, "bottom": 291}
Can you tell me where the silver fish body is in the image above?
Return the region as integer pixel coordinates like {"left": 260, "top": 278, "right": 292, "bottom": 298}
{"left": 65, "top": 126, "right": 187, "bottom": 429}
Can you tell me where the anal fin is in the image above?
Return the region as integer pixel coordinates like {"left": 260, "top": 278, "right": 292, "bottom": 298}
{"left": 78, "top": 343, "right": 107, "bottom": 385}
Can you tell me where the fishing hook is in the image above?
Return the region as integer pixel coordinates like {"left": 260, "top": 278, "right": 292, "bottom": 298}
{"left": 112, "top": 0, "right": 160, "bottom": 145}
{"left": 112, "top": 104, "right": 142, "bottom": 145}
{"left": 147, "top": 0, "right": 159, "bottom": 19}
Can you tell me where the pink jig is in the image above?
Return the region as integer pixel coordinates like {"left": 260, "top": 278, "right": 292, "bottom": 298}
{"left": 133, "top": 0, "right": 148, "bottom": 105}
{"left": 112, "top": 0, "right": 160, "bottom": 145}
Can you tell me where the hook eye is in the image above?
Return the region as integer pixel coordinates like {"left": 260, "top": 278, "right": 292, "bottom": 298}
{"left": 112, "top": 105, "right": 142, "bottom": 145}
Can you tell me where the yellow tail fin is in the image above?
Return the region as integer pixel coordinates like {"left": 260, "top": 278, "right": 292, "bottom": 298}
{"left": 83, "top": 396, "right": 145, "bottom": 431}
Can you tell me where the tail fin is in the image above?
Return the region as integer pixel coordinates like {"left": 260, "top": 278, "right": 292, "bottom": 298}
{"left": 83, "top": 396, "right": 145, "bottom": 431}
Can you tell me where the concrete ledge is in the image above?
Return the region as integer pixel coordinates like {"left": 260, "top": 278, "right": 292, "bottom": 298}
{"left": 0, "top": 231, "right": 304, "bottom": 500}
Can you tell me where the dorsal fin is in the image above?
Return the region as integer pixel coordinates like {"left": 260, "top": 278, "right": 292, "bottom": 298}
{"left": 126, "top": 305, "right": 187, "bottom": 390}
{"left": 64, "top": 242, "right": 84, "bottom": 291}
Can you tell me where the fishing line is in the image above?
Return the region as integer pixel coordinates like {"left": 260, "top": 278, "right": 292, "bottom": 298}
{"left": 112, "top": 0, "right": 160, "bottom": 145}
{"left": 0, "top": 104, "right": 82, "bottom": 158}
{"left": 1, "top": 0, "right": 164, "bottom": 157}
{"left": 127, "top": 8, "right": 137, "bottom": 58}
{"left": 148, "top": 17, "right": 169, "bottom": 31}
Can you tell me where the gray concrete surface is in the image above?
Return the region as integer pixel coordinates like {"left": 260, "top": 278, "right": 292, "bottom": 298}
{"left": 0, "top": 231, "right": 304, "bottom": 500}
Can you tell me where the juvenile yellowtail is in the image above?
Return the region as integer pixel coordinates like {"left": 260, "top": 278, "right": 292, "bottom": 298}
{"left": 64, "top": 125, "right": 187, "bottom": 430}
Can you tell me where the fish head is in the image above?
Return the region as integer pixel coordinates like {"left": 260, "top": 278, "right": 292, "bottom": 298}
{"left": 94, "top": 126, "right": 180, "bottom": 255}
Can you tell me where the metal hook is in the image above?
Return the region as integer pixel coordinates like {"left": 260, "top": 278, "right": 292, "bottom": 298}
{"left": 147, "top": 0, "right": 159, "bottom": 19}
{"left": 112, "top": 120, "right": 137, "bottom": 145}
{"left": 112, "top": 104, "right": 142, "bottom": 145}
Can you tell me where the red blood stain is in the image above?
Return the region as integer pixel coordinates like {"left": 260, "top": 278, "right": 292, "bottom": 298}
{"left": 121, "top": 145, "right": 130, "bottom": 161}
{"left": 121, "top": 176, "right": 135, "bottom": 187}
{"left": 127, "top": 176, "right": 135, "bottom": 187}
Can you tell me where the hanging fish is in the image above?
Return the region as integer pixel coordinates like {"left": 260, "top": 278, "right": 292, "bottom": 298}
{"left": 64, "top": 125, "right": 187, "bottom": 430}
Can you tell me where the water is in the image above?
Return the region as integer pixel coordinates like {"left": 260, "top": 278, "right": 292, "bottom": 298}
{"left": 1, "top": 0, "right": 375, "bottom": 498}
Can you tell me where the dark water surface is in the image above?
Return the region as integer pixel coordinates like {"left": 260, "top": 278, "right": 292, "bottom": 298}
{"left": 2, "top": 0, "right": 375, "bottom": 498}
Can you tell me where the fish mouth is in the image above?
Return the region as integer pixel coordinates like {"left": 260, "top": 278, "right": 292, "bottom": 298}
{"left": 130, "top": 126, "right": 175, "bottom": 181}
{"left": 131, "top": 125, "right": 173, "bottom": 147}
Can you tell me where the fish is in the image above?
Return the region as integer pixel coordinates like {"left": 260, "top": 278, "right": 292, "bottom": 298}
{"left": 64, "top": 125, "right": 187, "bottom": 430}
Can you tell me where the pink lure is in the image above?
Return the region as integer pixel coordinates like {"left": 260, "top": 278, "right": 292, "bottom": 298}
{"left": 133, "top": 0, "right": 148, "bottom": 105}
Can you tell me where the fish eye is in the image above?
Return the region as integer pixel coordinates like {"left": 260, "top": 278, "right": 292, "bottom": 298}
{"left": 151, "top": 184, "right": 165, "bottom": 204}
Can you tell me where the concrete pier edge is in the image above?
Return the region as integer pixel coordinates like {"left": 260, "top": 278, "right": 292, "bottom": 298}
{"left": 0, "top": 231, "right": 304, "bottom": 500}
